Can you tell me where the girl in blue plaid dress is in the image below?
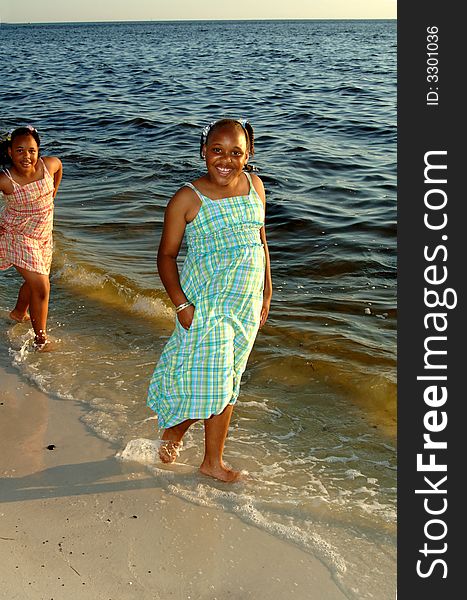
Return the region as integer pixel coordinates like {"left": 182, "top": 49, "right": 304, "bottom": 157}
{"left": 147, "top": 119, "right": 272, "bottom": 482}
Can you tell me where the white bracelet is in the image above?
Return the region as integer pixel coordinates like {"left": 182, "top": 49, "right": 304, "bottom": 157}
{"left": 175, "top": 301, "right": 193, "bottom": 313}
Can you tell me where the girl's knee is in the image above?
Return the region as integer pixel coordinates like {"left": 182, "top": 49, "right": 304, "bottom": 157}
{"left": 32, "top": 278, "right": 50, "bottom": 300}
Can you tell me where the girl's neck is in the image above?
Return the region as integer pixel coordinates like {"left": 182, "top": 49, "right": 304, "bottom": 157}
{"left": 9, "top": 159, "right": 43, "bottom": 183}
{"left": 198, "top": 171, "right": 249, "bottom": 200}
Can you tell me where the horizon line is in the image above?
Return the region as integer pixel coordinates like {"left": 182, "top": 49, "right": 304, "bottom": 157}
{"left": 1, "top": 17, "right": 397, "bottom": 25}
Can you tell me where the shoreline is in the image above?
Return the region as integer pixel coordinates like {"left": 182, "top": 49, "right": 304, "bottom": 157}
{"left": 0, "top": 359, "right": 348, "bottom": 600}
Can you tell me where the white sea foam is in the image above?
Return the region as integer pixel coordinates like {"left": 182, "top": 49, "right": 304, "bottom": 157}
{"left": 145, "top": 472, "right": 395, "bottom": 600}
{"left": 81, "top": 411, "right": 124, "bottom": 444}
{"left": 344, "top": 469, "right": 365, "bottom": 480}
{"left": 241, "top": 399, "right": 283, "bottom": 416}
{"left": 130, "top": 295, "right": 174, "bottom": 320}
{"left": 320, "top": 454, "right": 361, "bottom": 464}
{"left": 7, "top": 325, "right": 34, "bottom": 351}
{"left": 165, "top": 482, "right": 348, "bottom": 580}
{"left": 55, "top": 261, "right": 174, "bottom": 324}
{"left": 273, "top": 431, "right": 297, "bottom": 440}
{"left": 116, "top": 438, "right": 161, "bottom": 464}
{"left": 58, "top": 264, "right": 106, "bottom": 288}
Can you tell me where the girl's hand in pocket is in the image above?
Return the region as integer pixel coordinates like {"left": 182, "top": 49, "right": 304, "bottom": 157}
{"left": 177, "top": 304, "right": 195, "bottom": 330}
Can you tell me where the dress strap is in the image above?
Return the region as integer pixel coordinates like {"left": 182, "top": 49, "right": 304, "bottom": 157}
{"left": 244, "top": 170, "right": 255, "bottom": 195}
{"left": 41, "top": 158, "right": 51, "bottom": 178}
{"left": 2, "top": 160, "right": 51, "bottom": 185}
{"left": 184, "top": 182, "right": 204, "bottom": 202}
{"left": 2, "top": 168, "right": 17, "bottom": 185}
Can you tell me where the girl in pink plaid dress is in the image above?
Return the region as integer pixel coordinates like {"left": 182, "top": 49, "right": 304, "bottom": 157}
{"left": 0, "top": 126, "right": 62, "bottom": 350}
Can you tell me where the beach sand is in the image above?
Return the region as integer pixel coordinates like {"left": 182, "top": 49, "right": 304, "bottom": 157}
{"left": 0, "top": 360, "right": 348, "bottom": 600}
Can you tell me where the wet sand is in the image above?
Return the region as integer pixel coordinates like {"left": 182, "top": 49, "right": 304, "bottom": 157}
{"left": 0, "top": 360, "right": 348, "bottom": 600}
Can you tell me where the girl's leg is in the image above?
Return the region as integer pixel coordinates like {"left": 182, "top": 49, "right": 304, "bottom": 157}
{"left": 200, "top": 405, "right": 241, "bottom": 482}
{"left": 14, "top": 266, "right": 50, "bottom": 345}
{"left": 161, "top": 418, "right": 198, "bottom": 443}
{"left": 159, "top": 418, "right": 198, "bottom": 463}
{"left": 10, "top": 281, "right": 32, "bottom": 322}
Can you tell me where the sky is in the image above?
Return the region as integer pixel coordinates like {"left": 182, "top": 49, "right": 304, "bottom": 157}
{"left": 2, "top": 0, "right": 397, "bottom": 23}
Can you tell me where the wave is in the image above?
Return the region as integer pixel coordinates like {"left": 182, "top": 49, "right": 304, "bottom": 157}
{"left": 53, "top": 254, "right": 174, "bottom": 325}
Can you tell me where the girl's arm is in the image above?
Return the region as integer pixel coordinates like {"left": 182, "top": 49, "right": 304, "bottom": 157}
{"left": 0, "top": 172, "right": 10, "bottom": 195}
{"left": 157, "top": 187, "right": 198, "bottom": 329}
{"left": 260, "top": 225, "right": 272, "bottom": 327}
{"left": 251, "top": 174, "right": 272, "bottom": 328}
{"left": 44, "top": 156, "right": 63, "bottom": 197}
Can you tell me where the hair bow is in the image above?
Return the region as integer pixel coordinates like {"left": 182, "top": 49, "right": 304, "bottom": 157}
{"left": 2, "top": 129, "right": 14, "bottom": 142}
{"left": 201, "top": 121, "right": 216, "bottom": 146}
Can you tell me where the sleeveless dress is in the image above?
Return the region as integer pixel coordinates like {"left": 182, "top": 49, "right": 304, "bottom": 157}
{"left": 0, "top": 159, "right": 55, "bottom": 275}
{"left": 147, "top": 172, "right": 265, "bottom": 429}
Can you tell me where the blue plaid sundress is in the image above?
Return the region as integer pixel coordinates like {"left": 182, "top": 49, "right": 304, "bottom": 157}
{"left": 147, "top": 172, "right": 265, "bottom": 428}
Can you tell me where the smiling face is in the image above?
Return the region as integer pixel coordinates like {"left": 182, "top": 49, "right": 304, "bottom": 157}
{"left": 8, "top": 134, "right": 39, "bottom": 174}
{"left": 203, "top": 124, "right": 249, "bottom": 187}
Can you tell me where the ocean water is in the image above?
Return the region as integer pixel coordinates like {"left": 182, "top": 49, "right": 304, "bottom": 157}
{"left": 0, "top": 19, "right": 396, "bottom": 599}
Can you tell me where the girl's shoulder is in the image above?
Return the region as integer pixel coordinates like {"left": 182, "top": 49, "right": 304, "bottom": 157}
{"left": 166, "top": 183, "right": 201, "bottom": 223}
{"left": 42, "top": 155, "right": 62, "bottom": 174}
{"left": 172, "top": 183, "right": 200, "bottom": 204}
{"left": 248, "top": 172, "right": 266, "bottom": 203}
{"left": 0, "top": 169, "right": 13, "bottom": 195}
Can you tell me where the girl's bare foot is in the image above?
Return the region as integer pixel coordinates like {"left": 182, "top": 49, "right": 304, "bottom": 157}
{"left": 33, "top": 334, "right": 55, "bottom": 352}
{"left": 199, "top": 461, "right": 243, "bottom": 482}
{"left": 158, "top": 440, "right": 183, "bottom": 464}
{"left": 9, "top": 310, "right": 30, "bottom": 323}
{"left": 34, "top": 340, "right": 55, "bottom": 352}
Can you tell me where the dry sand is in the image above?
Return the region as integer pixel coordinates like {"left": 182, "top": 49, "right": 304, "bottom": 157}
{"left": 0, "top": 360, "right": 348, "bottom": 600}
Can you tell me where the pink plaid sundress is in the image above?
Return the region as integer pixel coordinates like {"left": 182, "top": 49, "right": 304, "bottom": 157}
{"left": 0, "top": 159, "right": 55, "bottom": 275}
